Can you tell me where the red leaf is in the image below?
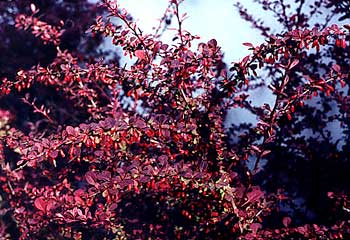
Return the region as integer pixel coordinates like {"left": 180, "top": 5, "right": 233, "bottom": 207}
{"left": 135, "top": 50, "right": 147, "bottom": 60}
{"left": 250, "top": 223, "right": 262, "bottom": 233}
{"left": 85, "top": 171, "right": 97, "bottom": 186}
{"left": 327, "top": 192, "right": 334, "bottom": 198}
{"left": 30, "top": 3, "right": 37, "bottom": 13}
{"left": 283, "top": 217, "right": 292, "bottom": 227}
{"left": 332, "top": 64, "right": 341, "bottom": 73}
{"left": 66, "top": 126, "right": 75, "bottom": 136}
{"left": 250, "top": 145, "right": 261, "bottom": 153}
{"left": 153, "top": 41, "right": 161, "bottom": 56}
{"left": 49, "top": 150, "right": 58, "bottom": 158}
{"left": 211, "top": 211, "right": 219, "bottom": 217}
{"left": 207, "top": 39, "right": 217, "bottom": 48}
{"left": 243, "top": 42, "right": 254, "bottom": 48}
{"left": 289, "top": 59, "right": 299, "bottom": 70}
{"left": 34, "top": 198, "right": 47, "bottom": 212}
{"left": 94, "top": 150, "right": 103, "bottom": 157}
{"left": 158, "top": 155, "right": 168, "bottom": 163}
{"left": 261, "top": 150, "right": 271, "bottom": 157}
{"left": 97, "top": 170, "right": 111, "bottom": 181}
{"left": 247, "top": 187, "right": 264, "bottom": 203}
{"left": 160, "top": 44, "right": 168, "bottom": 51}
{"left": 241, "top": 55, "right": 250, "bottom": 66}
{"left": 134, "top": 118, "right": 147, "bottom": 128}
{"left": 46, "top": 199, "right": 55, "bottom": 211}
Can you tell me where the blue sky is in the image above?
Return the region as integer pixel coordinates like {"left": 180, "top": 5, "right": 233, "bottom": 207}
{"left": 117, "top": 0, "right": 264, "bottom": 62}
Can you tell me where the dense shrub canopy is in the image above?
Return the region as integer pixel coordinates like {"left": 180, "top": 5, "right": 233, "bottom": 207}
{"left": 0, "top": 0, "right": 349, "bottom": 239}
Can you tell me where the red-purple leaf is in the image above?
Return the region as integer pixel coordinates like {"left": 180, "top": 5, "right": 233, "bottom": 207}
{"left": 85, "top": 171, "right": 97, "bottom": 185}
{"left": 283, "top": 217, "right": 292, "bottom": 227}
{"left": 135, "top": 50, "right": 147, "bottom": 60}
{"left": 97, "top": 170, "right": 111, "bottom": 181}
{"left": 327, "top": 192, "right": 334, "bottom": 198}
{"left": 250, "top": 145, "right": 261, "bottom": 153}
{"left": 34, "top": 198, "right": 47, "bottom": 212}
{"left": 160, "top": 44, "right": 168, "bottom": 51}
{"left": 241, "top": 55, "right": 250, "bottom": 66}
{"left": 289, "top": 59, "right": 299, "bottom": 70}
{"left": 261, "top": 150, "right": 271, "bottom": 157}
{"left": 49, "top": 150, "right": 58, "bottom": 158}
{"left": 207, "top": 39, "right": 217, "bottom": 48}
{"left": 332, "top": 64, "right": 341, "bottom": 72}
{"left": 66, "top": 126, "right": 75, "bottom": 136}
{"left": 134, "top": 118, "right": 147, "bottom": 128}
{"left": 247, "top": 187, "right": 264, "bottom": 203}
{"left": 243, "top": 42, "right": 254, "bottom": 48}
{"left": 30, "top": 3, "right": 37, "bottom": 13}
{"left": 46, "top": 200, "right": 55, "bottom": 211}
{"left": 250, "top": 223, "right": 262, "bottom": 233}
{"left": 158, "top": 155, "right": 168, "bottom": 163}
{"left": 94, "top": 150, "right": 103, "bottom": 157}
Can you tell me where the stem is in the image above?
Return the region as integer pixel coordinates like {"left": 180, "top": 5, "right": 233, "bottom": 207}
{"left": 21, "top": 97, "right": 56, "bottom": 125}
{"left": 252, "top": 68, "right": 291, "bottom": 173}
{"left": 174, "top": 1, "right": 184, "bottom": 45}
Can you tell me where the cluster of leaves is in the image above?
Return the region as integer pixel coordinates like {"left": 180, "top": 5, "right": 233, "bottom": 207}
{"left": 0, "top": 0, "right": 349, "bottom": 239}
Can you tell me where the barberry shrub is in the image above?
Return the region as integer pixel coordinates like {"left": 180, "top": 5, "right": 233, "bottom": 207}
{"left": 0, "top": 0, "right": 349, "bottom": 239}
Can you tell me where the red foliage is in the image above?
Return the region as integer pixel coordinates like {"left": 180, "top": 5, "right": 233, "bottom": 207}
{"left": 0, "top": 0, "right": 349, "bottom": 239}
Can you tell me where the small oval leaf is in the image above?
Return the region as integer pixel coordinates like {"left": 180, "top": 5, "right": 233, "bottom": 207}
{"left": 283, "top": 217, "right": 292, "bottom": 227}
{"left": 135, "top": 50, "right": 147, "bottom": 60}
{"left": 34, "top": 198, "right": 47, "bottom": 212}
